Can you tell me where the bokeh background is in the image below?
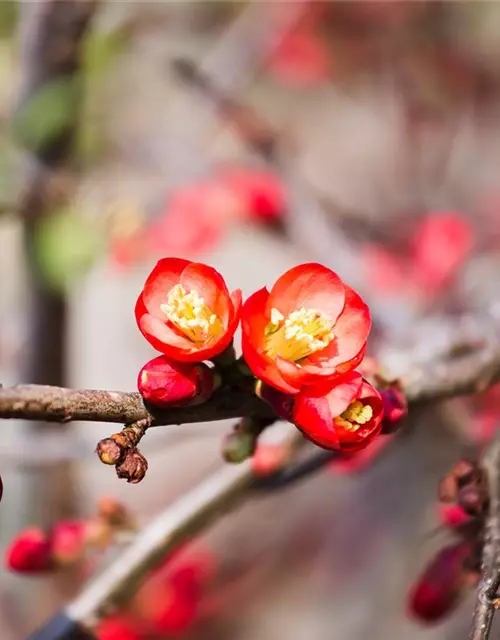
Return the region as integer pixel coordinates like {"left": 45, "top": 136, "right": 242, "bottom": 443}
{"left": 2, "top": 1, "right": 500, "bottom": 638}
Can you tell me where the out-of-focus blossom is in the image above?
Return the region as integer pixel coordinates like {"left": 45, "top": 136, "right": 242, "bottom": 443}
{"left": 136, "top": 258, "right": 241, "bottom": 362}
{"left": 408, "top": 543, "right": 472, "bottom": 623}
{"left": 252, "top": 442, "right": 289, "bottom": 476}
{"left": 5, "top": 527, "right": 53, "bottom": 574}
{"left": 294, "top": 373, "right": 383, "bottom": 451}
{"left": 410, "top": 212, "right": 473, "bottom": 296}
{"left": 97, "top": 616, "right": 145, "bottom": 640}
{"left": 266, "top": 24, "right": 331, "bottom": 88}
{"left": 51, "top": 521, "right": 87, "bottom": 566}
{"left": 380, "top": 384, "right": 408, "bottom": 433}
{"left": 137, "top": 355, "right": 216, "bottom": 408}
{"left": 242, "top": 263, "right": 371, "bottom": 394}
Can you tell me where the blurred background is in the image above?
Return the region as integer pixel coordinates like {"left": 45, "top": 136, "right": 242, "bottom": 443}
{"left": 2, "top": 1, "right": 500, "bottom": 638}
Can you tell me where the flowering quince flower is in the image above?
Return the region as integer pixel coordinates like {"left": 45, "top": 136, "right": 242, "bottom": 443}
{"left": 217, "top": 166, "right": 287, "bottom": 225}
{"left": 410, "top": 212, "right": 473, "bottom": 295}
{"left": 293, "top": 372, "right": 383, "bottom": 451}
{"left": 137, "top": 355, "right": 217, "bottom": 408}
{"left": 408, "top": 543, "right": 472, "bottom": 624}
{"left": 51, "top": 520, "right": 87, "bottom": 566}
{"left": 5, "top": 527, "right": 53, "bottom": 574}
{"left": 136, "top": 258, "right": 242, "bottom": 362}
{"left": 241, "top": 263, "right": 371, "bottom": 394}
{"left": 438, "top": 504, "right": 473, "bottom": 530}
{"left": 97, "top": 615, "right": 145, "bottom": 640}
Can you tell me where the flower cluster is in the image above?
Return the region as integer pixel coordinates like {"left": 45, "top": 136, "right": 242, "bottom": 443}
{"left": 135, "top": 259, "right": 392, "bottom": 454}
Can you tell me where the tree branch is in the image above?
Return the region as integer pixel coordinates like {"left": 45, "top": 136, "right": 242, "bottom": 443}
{"left": 469, "top": 433, "right": 500, "bottom": 640}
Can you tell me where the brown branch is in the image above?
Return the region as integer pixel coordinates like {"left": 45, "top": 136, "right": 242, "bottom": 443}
{"left": 0, "top": 384, "right": 272, "bottom": 426}
{"left": 469, "top": 433, "right": 500, "bottom": 640}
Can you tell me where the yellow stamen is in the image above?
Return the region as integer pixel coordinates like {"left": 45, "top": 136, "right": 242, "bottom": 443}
{"left": 264, "top": 306, "right": 334, "bottom": 362}
{"left": 335, "top": 400, "right": 373, "bottom": 432}
{"left": 160, "top": 284, "right": 224, "bottom": 344}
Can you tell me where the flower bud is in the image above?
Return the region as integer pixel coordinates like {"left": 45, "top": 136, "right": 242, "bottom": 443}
{"left": 380, "top": 385, "right": 407, "bottom": 433}
{"left": 451, "top": 459, "right": 478, "bottom": 485}
{"left": 51, "top": 521, "right": 87, "bottom": 566}
{"left": 5, "top": 527, "right": 53, "bottom": 574}
{"left": 97, "top": 496, "right": 131, "bottom": 528}
{"left": 116, "top": 449, "right": 148, "bottom": 484}
{"left": 97, "top": 616, "right": 144, "bottom": 640}
{"left": 138, "top": 356, "right": 216, "bottom": 408}
{"left": 255, "top": 381, "right": 294, "bottom": 422}
{"left": 458, "top": 484, "right": 488, "bottom": 516}
{"left": 408, "top": 543, "right": 471, "bottom": 623}
{"left": 222, "top": 431, "right": 256, "bottom": 463}
{"left": 96, "top": 438, "right": 124, "bottom": 466}
{"left": 438, "top": 504, "right": 473, "bottom": 529}
{"left": 438, "top": 473, "right": 459, "bottom": 504}
{"left": 252, "top": 443, "right": 288, "bottom": 476}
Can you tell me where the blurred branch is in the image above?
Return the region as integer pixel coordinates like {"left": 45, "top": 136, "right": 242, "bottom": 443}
{"left": 469, "top": 433, "right": 500, "bottom": 640}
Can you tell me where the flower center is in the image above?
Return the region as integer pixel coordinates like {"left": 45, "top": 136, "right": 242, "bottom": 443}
{"left": 264, "top": 307, "right": 334, "bottom": 362}
{"left": 334, "top": 400, "right": 373, "bottom": 432}
{"left": 160, "top": 284, "right": 224, "bottom": 344}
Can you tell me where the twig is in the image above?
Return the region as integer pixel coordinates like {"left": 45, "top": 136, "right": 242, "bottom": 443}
{"left": 0, "top": 384, "right": 272, "bottom": 425}
{"left": 469, "top": 433, "right": 500, "bottom": 640}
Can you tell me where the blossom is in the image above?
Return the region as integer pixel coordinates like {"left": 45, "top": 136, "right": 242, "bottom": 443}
{"left": 137, "top": 355, "right": 216, "bottom": 408}
{"left": 5, "top": 527, "right": 53, "bottom": 574}
{"left": 408, "top": 543, "right": 472, "bottom": 623}
{"left": 241, "top": 263, "right": 370, "bottom": 394}
{"left": 97, "top": 616, "right": 145, "bottom": 640}
{"left": 293, "top": 373, "right": 383, "bottom": 451}
{"left": 136, "top": 258, "right": 242, "bottom": 362}
{"left": 51, "top": 521, "right": 87, "bottom": 566}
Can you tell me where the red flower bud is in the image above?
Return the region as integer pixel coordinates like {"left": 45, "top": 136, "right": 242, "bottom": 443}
{"left": 242, "top": 263, "right": 371, "bottom": 394}
{"left": 380, "top": 385, "right": 407, "bottom": 433}
{"left": 135, "top": 258, "right": 241, "bottom": 362}
{"left": 408, "top": 543, "right": 471, "bottom": 623}
{"left": 138, "top": 356, "right": 216, "bottom": 408}
{"left": 255, "top": 381, "right": 294, "bottom": 421}
{"left": 438, "top": 504, "right": 473, "bottom": 529}
{"left": 252, "top": 443, "right": 288, "bottom": 476}
{"left": 51, "top": 520, "right": 87, "bottom": 566}
{"left": 97, "top": 615, "right": 144, "bottom": 640}
{"left": 5, "top": 527, "right": 53, "bottom": 574}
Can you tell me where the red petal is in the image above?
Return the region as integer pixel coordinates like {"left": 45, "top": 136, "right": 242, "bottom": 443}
{"left": 142, "top": 258, "right": 191, "bottom": 317}
{"left": 267, "top": 263, "right": 345, "bottom": 322}
{"left": 242, "top": 336, "right": 299, "bottom": 394}
{"left": 180, "top": 262, "right": 231, "bottom": 322}
{"left": 276, "top": 356, "right": 338, "bottom": 388}
{"left": 293, "top": 394, "right": 339, "bottom": 450}
{"left": 139, "top": 314, "right": 193, "bottom": 354}
{"left": 307, "top": 285, "right": 371, "bottom": 368}
{"left": 241, "top": 288, "right": 300, "bottom": 393}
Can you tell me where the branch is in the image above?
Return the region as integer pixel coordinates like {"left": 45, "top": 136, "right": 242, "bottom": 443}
{"left": 469, "top": 433, "right": 500, "bottom": 640}
{"left": 0, "top": 384, "right": 272, "bottom": 426}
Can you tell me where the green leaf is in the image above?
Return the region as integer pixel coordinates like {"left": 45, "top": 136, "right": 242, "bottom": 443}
{"left": 35, "top": 208, "right": 104, "bottom": 292}
{"left": 12, "top": 78, "right": 79, "bottom": 154}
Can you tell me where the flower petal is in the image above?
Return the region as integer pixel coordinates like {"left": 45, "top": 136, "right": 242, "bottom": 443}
{"left": 275, "top": 356, "right": 338, "bottom": 388}
{"left": 293, "top": 394, "right": 339, "bottom": 450}
{"left": 306, "top": 285, "right": 371, "bottom": 369}
{"left": 138, "top": 313, "right": 193, "bottom": 355}
{"left": 180, "top": 262, "right": 231, "bottom": 322}
{"left": 242, "top": 336, "right": 299, "bottom": 394}
{"left": 267, "top": 263, "right": 345, "bottom": 323}
{"left": 142, "top": 258, "right": 191, "bottom": 317}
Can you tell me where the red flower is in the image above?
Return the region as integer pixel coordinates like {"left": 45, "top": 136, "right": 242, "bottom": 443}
{"left": 241, "top": 263, "right": 371, "bottom": 394}
{"left": 408, "top": 543, "right": 471, "bottom": 624}
{"left": 136, "top": 258, "right": 242, "bottom": 362}
{"left": 218, "top": 166, "right": 287, "bottom": 224}
{"left": 51, "top": 520, "right": 87, "bottom": 566}
{"left": 293, "top": 373, "right": 383, "bottom": 451}
{"left": 137, "top": 355, "right": 216, "bottom": 408}
{"left": 410, "top": 212, "right": 473, "bottom": 295}
{"left": 5, "top": 527, "right": 53, "bottom": 574}
{"left": 97, "top": 616, "right": 145, "bottom": 640}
